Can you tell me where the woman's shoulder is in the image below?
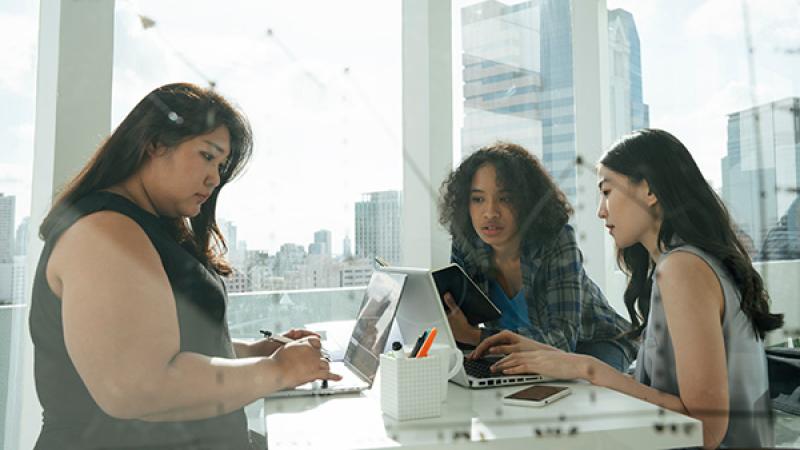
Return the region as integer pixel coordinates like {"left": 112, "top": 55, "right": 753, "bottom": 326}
{"left": 655, "top": 246, "right": 723, "bottom": 294}
{"left": 72, "top": 209, "right": 146, "bottom": 235}
{"left": 657, "top": 248, "right": 709, "bottom": 274}
{"left": 53, "top": 211, "right": 156, "bottom": 264}
{"left": 657, "top": 244, "right": 721, "bottom": 276}
{"left": 47, "top": 210, "right": 162, "bottom": 294}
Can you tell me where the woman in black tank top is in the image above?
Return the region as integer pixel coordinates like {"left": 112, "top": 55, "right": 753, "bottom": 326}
{"left": 30, "top": 83, "right": 340, "bottom": 449}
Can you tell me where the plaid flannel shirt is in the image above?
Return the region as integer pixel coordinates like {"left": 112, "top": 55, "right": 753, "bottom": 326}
{"left": 451, "top": 224, "right": 638, "bottom": 361}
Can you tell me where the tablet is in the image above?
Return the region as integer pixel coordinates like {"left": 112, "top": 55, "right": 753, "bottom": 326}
{"left": 431, "top": 263, "right": 501, "bottom": 326}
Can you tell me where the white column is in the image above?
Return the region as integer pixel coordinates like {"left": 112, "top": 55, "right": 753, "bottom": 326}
{"left": 570, "top": 0, "right": 612, "bottom": 293}
{"left": 8, "top": 0, "right": 114, "bottom": 448}
{"left": 401, "top": 0, "right": 453, "bottom": 269}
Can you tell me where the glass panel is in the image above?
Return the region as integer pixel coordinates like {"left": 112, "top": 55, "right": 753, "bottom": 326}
{"left": 453, "top": 0, "right": 648, "bottom": 204}
{"left": 0, "top": 1, "right": 38, "bottom": 447}
{"left": 608, "top": 0, "right": 800, "bottom": 262}
{"left": 609, "top": 1, "right": 800, "bottom": 358}
{"left": 111, "top": 1, "right": 401, "bottom": 440}
{"left": 112, "top": 1, "right": 402, "bottom": 303}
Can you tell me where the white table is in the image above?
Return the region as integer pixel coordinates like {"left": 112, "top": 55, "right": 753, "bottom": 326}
{"left": 262, "top": 379, "right": 702, "bottom": 449}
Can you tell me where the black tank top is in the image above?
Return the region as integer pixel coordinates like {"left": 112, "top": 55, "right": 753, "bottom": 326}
{"left": 29, "top": 191, "right": 250, "bottom": 450}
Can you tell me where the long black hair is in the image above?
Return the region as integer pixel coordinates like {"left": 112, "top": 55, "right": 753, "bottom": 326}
{"left": 600, "top": 128, "right": 783, "bottom": 339}
{"left": 40, "top": 82, "right": 253, "bottom": 275}
{"left": 439, "top": 141, "right": 573, "bottom": 252}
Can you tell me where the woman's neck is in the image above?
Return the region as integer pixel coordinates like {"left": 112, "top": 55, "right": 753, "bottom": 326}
{"left": 491, "top": 237, "right": 521, "bottom": 265}
{"left": 641, "top": 223, "right": 663, "bottom": 263}
{"left": 106, "top": 176, "right": 159, "bottom": 217}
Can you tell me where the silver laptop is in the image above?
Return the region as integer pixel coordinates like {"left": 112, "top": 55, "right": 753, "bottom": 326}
{"left": 381, "top": 266, "right": 547, "bottom": 389}
{"left": 267, "top": 271, "right": 407, "bottom": 398}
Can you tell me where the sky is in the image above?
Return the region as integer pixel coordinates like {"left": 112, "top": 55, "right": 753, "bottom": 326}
{"left": 607, "top": 0, "right": 800, "bottom": 186}
{"left": 1, "top": 0, "right": 799, "bottom": 255}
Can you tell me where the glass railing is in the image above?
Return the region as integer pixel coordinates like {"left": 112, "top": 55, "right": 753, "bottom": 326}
{"left": 227, "top": 286, "right": 367, "bottom": 436}
{"left": 227, "top": 286, "right": 366, "bottom": 341}
{"left": 1, "top": 304, "right": 28, "bottom": 448}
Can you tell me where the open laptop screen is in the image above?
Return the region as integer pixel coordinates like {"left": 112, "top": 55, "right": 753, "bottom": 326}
{"left": 343, "top": 271, "right": 406, "bottom": 384}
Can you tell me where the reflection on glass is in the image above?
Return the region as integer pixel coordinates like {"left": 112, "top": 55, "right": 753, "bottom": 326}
{"left": 345, "top": 271, "right": 405, "bottom": 383}
{"left": 456, "top": 0, "right": 648, "bottom": 203}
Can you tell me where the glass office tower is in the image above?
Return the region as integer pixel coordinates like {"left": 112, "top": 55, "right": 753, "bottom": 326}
{"left": 355, "top": 190, "right": 402, "bottom": 265}
{"left": 722, "top": 97, "right": 800, "bottom": 256}
{"left": 460, "top": 0, "right": 648, "bottom": 204}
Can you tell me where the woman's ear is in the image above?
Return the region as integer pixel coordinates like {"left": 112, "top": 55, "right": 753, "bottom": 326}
{"left": 641, "top": 179, "right": 659, "bottom": 208}
{"left": 147, "top": 141, "right": 168, "bottom": 158}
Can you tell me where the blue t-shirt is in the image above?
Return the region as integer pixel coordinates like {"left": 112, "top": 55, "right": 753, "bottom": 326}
{"left": 489, "top": 279, "right": 531, "bottom": 330}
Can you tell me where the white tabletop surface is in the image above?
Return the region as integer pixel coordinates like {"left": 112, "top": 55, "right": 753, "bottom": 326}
{"left": 263, "top": 378, "right": 702, "bottom": 449}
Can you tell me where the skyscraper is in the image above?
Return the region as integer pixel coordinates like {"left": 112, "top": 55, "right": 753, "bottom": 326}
{"left": 15, "top": 216, "right": 29, "bottom": 257}
{"left": 461, "top": 1, "right": 542, "bottom": 157}
{"left": 218, "top": 219, "right": 246, "bottom": 267}
{"left": 355, "top": 191, "right": 402, "bottom": 265}
{"left": 0, "top": 194, "right": 14, "bottom": 263}
{"left": 722, "top": 97, "right": 800, "bottom": 252}
{"left": 460, "top": 1, "right": 648, "bottom": 203}
{"left": 342, "top": 235, "right": 353, "bottom": 259}
{"left": 608, "top": 9, "right": 649, "bottom": 139}
{"left": 309, "top": 229, "right": 332, "bottom": 258}
{"left": 274, "top": 243, "right": 306, "bottom": 277}
{"left": 219, "top": 219, "right": 238, "bottom": 251}
{"left": 0, "top": 194, "right": 15, "bottom": 303}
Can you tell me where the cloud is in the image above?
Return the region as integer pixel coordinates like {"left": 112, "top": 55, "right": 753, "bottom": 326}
{"left": 685, "top": 0, "right": 800, "bottom": 46}
{"left": 654, "top": 76, "right": 793, "bottom": 189}
{"left": 607, "top": 0, "right": 659, "bottom": 22}
{"left": 0, "top": 12, "right": 38, "bottom": 95}
{"left": 28, "top": 0, "right": 403, "bottom": 253}
{"left": 0, "top": 163, "right": 31, "bottom": 187}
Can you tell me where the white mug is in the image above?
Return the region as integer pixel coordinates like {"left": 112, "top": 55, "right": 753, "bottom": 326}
{"left": 424, "top": 343, "right": 462, "bottom": 402}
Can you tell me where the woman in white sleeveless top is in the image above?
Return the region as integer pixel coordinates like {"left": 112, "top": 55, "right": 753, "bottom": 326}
{"left": 470, "top": 129, "right": 783, "bottom": 449}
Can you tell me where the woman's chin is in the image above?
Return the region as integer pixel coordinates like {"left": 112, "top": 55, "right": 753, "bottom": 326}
{"left": 479, "top": 234, "right": 509, "bottom": 247}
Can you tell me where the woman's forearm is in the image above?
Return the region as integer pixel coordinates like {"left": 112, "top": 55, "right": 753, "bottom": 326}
{"left": 232, "top": 339, "right": 255, "bottom": 358}
{"left": 121, "top": 352, "right": 286, "bottom": 422}
{"left": 586, "top": 359, "right": 727, "bottom": 449}
{"left": 585, "top": 358, "right": 688, "bottom": 415}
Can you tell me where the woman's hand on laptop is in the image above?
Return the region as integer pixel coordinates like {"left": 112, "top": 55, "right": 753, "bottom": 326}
{"left": 281, "top": 328, "right": 321, "bottom": 341}
{"left": 443, "top": 292, "right": 481, "bottom": 346}
{"left": 251, "top": 328, "right": 321, "bottom": 357}
{"left": 271, "top": 336, "right": 342, "bottom": 389}
{"left": 468, "top": 330, "right": 560, "bottom": 359}
{"left": 489, "top": 350, "right": 596, "bottom": 381}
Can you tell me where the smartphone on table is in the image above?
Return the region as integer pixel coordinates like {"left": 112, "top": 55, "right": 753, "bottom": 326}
{"left": 503, "top": 385, "right": 571, "bottom": 407}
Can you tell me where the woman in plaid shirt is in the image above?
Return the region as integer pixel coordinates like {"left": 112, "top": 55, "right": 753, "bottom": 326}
{"left": 438, "top": 142, "right": 638, "bottom": 371}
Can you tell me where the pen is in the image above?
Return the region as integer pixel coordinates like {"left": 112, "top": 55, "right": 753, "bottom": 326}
{"left": 409, "top": 330, "right": 428, "bottom": 358}
{"left": 259, "top": 329, "right": 293, "bottom": 345}
{"left": 374, "top": 256, "right": 389, "bottom": 267}
{"left": 415, "top": 327, "right": 438, "bottom": 358}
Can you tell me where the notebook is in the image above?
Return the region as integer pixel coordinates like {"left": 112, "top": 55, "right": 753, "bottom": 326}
{"left": 267, "top": 270, "right": 407, "bottom": 398}
{"left": 381, "top": 266, "right": 547, "bottom": 389}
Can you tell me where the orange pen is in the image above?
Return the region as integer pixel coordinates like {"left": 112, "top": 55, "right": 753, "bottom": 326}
{"left": 415, "top": 327, "right": 438, "bottom": 358}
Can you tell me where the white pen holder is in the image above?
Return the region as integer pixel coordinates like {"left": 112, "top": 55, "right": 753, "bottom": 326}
{"left": 380, "top": 354, "right": 443, "bottom": 421}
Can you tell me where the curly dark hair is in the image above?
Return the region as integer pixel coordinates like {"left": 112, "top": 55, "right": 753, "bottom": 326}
{"left": 438, "top": 142, "right": 573, "bottom": 251}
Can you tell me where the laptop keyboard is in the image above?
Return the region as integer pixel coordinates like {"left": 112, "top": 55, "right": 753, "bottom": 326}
{"left": 463, "top": 357, "right": 501, "bottom": 379}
